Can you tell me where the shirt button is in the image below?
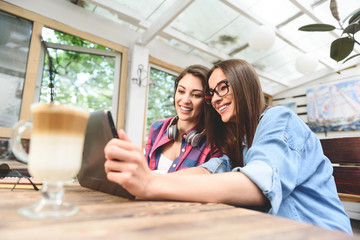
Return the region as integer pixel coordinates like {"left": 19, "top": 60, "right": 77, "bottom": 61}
{"left": 182, "top": 148, "right": 185, "bottom": 152}
{"left": 172, "top": 164, "right": 176, "bottom": 168}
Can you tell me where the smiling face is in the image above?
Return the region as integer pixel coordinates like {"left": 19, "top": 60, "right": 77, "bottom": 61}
{"left": 208, "top": 68, "right": 236, "bottom": 123}
{"left": 174, "top": 73, "right": 204, "bottom": 127}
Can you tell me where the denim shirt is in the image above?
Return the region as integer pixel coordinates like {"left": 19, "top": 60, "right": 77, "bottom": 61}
{"left": 200, "top": 106, "right": 352, "bottom": 234}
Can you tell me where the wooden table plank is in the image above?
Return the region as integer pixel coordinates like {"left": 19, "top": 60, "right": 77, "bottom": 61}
{"left": 0, "top": 161, "right": 357, "bottom": 240}
{"left": 0, "top": 205, "right": 355, "bottom": 240}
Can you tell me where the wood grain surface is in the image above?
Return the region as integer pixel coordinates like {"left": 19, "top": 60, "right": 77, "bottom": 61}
{"left": 0, "top": 180, "right": 356, "bottom": 240}
{"left": 0, "top": 159, "right": 356, "bottom": 239}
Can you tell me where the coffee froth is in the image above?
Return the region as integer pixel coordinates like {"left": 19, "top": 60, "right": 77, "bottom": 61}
{"left": 31, "top": 103, "right": 89, "bottom": 136}
{"left": 27, "top": 103, "right": 90, "bottom": 181}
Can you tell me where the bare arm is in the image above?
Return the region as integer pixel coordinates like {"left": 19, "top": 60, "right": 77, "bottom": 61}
{"left": 104, "top": 129, "right": 266, "bottom": 206}
{"left": 143, "top": 171, "right": 266, "bottom": 206}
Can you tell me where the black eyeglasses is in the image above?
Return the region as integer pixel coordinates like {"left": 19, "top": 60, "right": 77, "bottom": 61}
{"left": 0, "top": 163, "right": 39, "bottom": 191}
{"left": 204, "top": 80, "right": 229, "bottom": 105}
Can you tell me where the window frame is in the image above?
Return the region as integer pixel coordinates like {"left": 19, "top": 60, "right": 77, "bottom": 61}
{"left": 35, "top": 41, "right": 122, "bottom": 120}
{"left": 142, "top": 57, "right": 182, "bottom": 148}
{"left": 0, "top": 1, "right": 128, "bottom": 138}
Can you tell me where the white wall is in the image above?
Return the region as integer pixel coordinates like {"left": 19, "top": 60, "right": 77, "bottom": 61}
{"left": 273, "top": 66, "right": 360, "bottom": 139}
{"left": 124, "top": 44, "right": 149, "bottom": 146}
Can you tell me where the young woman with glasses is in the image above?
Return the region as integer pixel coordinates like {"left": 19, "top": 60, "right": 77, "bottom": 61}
{"left": 144, "top": 65, "right": 222, "bottom": 174}
{"left": 104, "top": 59, "right": 352, "bottom": 234}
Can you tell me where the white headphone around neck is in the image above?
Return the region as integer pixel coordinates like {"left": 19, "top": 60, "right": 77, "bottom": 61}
{"left": 166, "top": 116, "right": 204, "bottom": 147}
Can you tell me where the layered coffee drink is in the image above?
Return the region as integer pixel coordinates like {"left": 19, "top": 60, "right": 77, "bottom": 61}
{"left": 28, "top": 103, "right": 90, "bottom": 181}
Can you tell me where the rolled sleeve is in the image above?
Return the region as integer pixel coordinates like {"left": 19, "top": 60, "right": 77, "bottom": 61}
{"left": 233, "top": 160, "right": 282, "bottom": 214}
{"left": 200, "top": 155, "right": 232, "bottom": 173}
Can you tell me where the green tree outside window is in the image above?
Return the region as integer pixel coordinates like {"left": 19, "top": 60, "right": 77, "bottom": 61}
{"left": 40, "top": 28, "right": 118, "bottom": 112}
{"left": 145, "top": 67, "right": 177, "bottom": 136}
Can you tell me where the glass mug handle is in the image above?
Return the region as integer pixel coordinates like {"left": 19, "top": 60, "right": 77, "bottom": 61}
{"left": 10, "top": 120, "right": 32, "bottom": 164}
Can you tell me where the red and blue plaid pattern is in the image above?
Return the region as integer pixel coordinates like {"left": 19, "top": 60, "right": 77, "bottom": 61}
{"left": 144, "top": 117, "right": 222, "bottom": 173}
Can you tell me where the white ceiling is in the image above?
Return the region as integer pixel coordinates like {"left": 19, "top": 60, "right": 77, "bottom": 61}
{"left": 71, "top": 0, "right": 360, "bottom": 96}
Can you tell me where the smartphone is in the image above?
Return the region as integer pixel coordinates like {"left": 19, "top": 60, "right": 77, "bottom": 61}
{"left": 106, "top": 110, "right": 118, "bottom": 138}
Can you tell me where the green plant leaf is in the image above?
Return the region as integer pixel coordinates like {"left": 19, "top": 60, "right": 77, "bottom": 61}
{"left": 330, "top": 0, "right": 340, "bottom": 21}
{"left": 342, "top": 8, "right": 360, "bottom": 24}
{"left": 330, "top": 37, "right": 355, "bottom": 61}
{"left": 298, "top": 24, "right": 336, "bottom": 32}
{"left": 343, "top": 23, "right": 360, "bottom": 34}
{"left": 349, "top": 8, "right": 360, "bottom": 24}
{"left": 343, "top": 53, "right": 360, "bottom": 63}
{"left": 352, "top": 15, "right": 360, "bottom": 24}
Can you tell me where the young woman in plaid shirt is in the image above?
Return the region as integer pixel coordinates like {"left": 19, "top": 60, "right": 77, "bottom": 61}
{"left": 145, "top": 65, "right": 222, "bottom": 173}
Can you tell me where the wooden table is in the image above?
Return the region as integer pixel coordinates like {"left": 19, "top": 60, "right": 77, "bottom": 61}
{"left": 0, "top": 160, "right": 357, "bottom": 239}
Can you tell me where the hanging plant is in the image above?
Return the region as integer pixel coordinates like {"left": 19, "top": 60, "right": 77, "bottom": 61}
{"left": 41, "top": 39, "right": 56, "bottom": 102}
{"left": 298, "top": 0, "right": 360, "bottom": 63}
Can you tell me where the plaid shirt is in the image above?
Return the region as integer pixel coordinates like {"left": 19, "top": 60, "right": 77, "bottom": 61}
{"left": 145, "top": 117, "right": 222, "bottom": 173}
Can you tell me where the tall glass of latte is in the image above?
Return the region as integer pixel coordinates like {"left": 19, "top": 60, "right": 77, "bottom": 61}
{"left": 11, "top": 102, "right": 90, "bottom": 219}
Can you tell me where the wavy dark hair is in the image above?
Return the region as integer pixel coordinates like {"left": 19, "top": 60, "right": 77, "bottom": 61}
{"left": 205, "top": 59, "right": 265, "bottom": 167}
{"left": 173, "top": 64, "right": 209, "bottom": 126}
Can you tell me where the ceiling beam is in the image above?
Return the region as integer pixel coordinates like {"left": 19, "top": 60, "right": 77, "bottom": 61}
{"left": 85, "top": 0, "right": 151, "bottom": 28}
{"left": 290, "top": 62, "right": 360, "bottom": 89}
{"left": 220, "top": 0, "right": 335, "bottom": 70}
{"left": 161, "top": 28, "right": 290, "bottom": 87}
{"left": 255, "top": 69, "right": 289, "bottom": 87}
{"left": 273, "top": 61, "right": 360, "bottom": 95}
{"left": 289, "top": 0, "right": 339, "bottom": 38}
{"left": 276, "top": 0, "right": 327, "bottom": 28}
{"left": 84, "top": 0, "right": 301, "bottom": 89}
{"left": 161, "top": 28, "right": 230, "bottom": 60}
{"left": 137, "top": 0, "right": 194, "bottom": 46}
{"left": 85, "top": 0, "right": 289, "bottom": 87}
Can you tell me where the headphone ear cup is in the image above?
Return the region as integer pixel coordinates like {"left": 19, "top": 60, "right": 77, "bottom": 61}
{"left": 167, "top": 116, "right": 179, "bottom": 140}
{"left": 167, "top": 124, "right": 178, "bottom": 140}
{"left": 190, "top": 133, "right": 202, "bottom": 147}
{"left": 186, "top": 130, "right": 202, "bottom": 147}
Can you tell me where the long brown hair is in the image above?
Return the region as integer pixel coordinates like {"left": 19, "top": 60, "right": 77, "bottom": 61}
{"left": 205, "top": 59, "right": 265, "bottom": 167}
{"left": 174, "top": 64, "right": 209, "bottom": 126}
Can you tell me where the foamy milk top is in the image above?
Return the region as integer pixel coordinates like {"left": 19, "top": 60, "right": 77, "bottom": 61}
{"left": 31, "top": 103, "right": 90, "bottom": 136}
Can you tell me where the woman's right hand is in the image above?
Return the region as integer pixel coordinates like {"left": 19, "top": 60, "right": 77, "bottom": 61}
{"left": 104, "top": 129, "right": 154, "bottom": 198}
